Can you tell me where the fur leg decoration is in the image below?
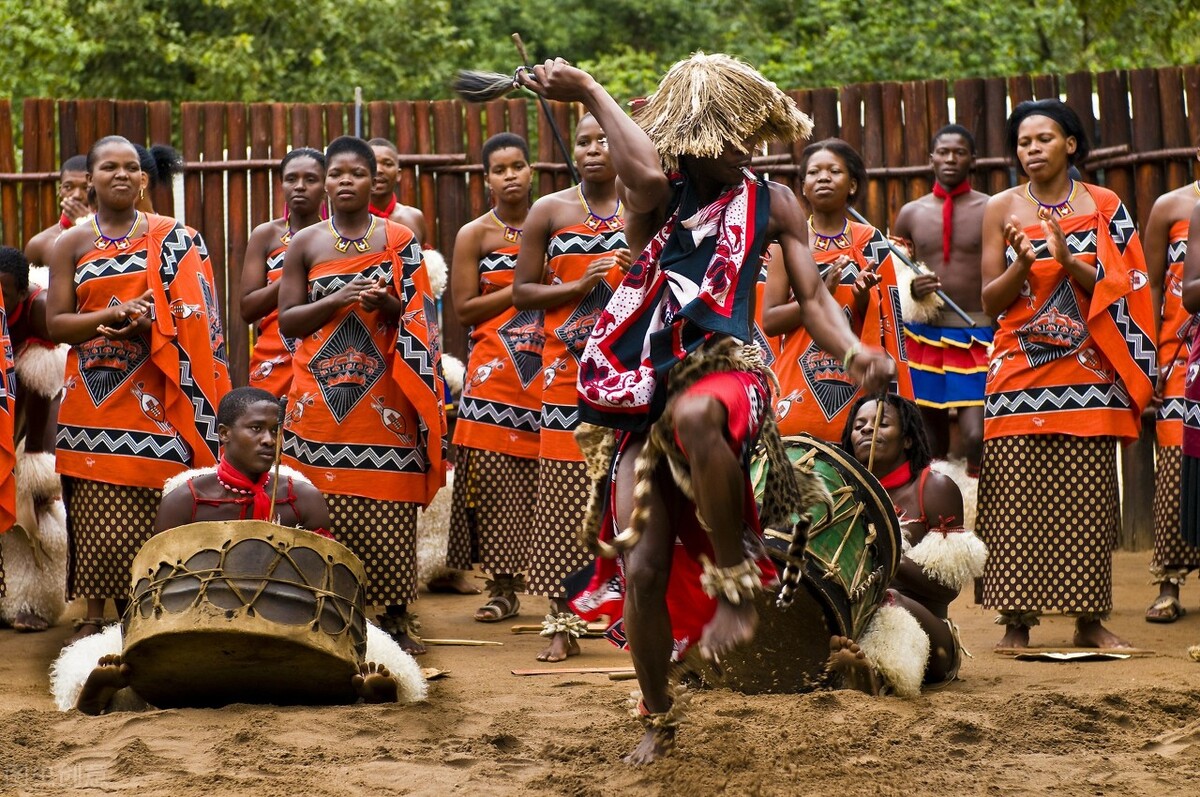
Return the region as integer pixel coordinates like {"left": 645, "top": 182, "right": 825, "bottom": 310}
{"left": 540, "top": 612, "right": 589, "bottom": 639}
{"left": 857, "top": 604, "right": 930, "bottom": 699}
{"left": 50, "top": 624, "right": 123, "bottom": 712}
{"left": 416, "top": 470, "right": 455, "bottom": 584}
{"left": 441, "top": 354, "right": 465, "bottom": 400}
{"left": 907, "top": 527, "right": 987, "bottom": 592}
{"left": 0, "top": 450, "right": 69, "bottom": 627}
{"left": 422, "top": 249, "right": 448, "bottom": 297}
{"left": 894, "top": 260, "right": 944, "bottom": 324}
{"left": 698, "top": 557, "right": 761, "bottom": 605}
{"left": 574, "top": 423, "right": 618, "bottom": 552}
{"left": 627, "top": 683, "right": 692, "bottom": 746}
{"left": 365, "top": 621, "right": 428, "bottom": 703}
{"left": 13, "top": 343, "right": 67, "bottom": 400}
{"left": 995, "top": 610, "right": 1040, "bottom": 628}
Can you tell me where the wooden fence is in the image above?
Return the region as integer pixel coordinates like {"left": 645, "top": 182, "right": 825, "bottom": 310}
{"left": 2, "top": 65, "right": 1199, "bottom": 548}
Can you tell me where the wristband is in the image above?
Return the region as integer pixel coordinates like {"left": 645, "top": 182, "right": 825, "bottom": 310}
{"left": 843, "top": 341, "right": 863, "bottom": 371}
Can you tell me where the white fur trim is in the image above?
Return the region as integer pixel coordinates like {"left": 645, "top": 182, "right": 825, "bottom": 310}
{"left": 931, "top": 458, "right": 977, "bottom": 531}
{"left": 908, "top": 530, "right": 987, "bottom": 592}
{"left": 422, "top": 249, "right": 448, "bottom": 297}
{"left": 441, "top": 354, "right": 465, "bottom": 399}
{"left": 0, "top": 451, "right": 68, "bottom": 625}
{"left": 28, "top": 265, "right": 50, "bottom": 289}
{"left": 416, "top": 470, "right": 455, "bottom": 583}
{"left": 895, "top": 261, "right": 944, "bottom": 325}
{"left": 857, "top": 604, "right": 930, "bottom": 699}
{"left": 14, "top": 341, "right": 68, "bottom": 399}
{"left": 50, "top": 624, "right": 124, "bottom": 711}
{"left": 161, "top": 463, "right": 313, "bottom": 497}
{"left": 365, "top": 621, "right": 428, "bottom": 703}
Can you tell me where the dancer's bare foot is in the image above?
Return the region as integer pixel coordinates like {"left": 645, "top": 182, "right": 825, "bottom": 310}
{"left": 624, "top": 727, "right": 675, "bottom": 765}
{"left": 352, "top": 661, "right": 399, "bottom": 703}
{"left": 995, "top": 623, "right": 1030, "bottom": 649}
{"left": 427, "top": 572, "right": 481, "bottom": 595}
{"left": 536, "top": 632, "right": 580, "bottom": 663}
{"left": 77, "top": 654, "right": 130, "bottom": 715}
{"left": 697, "top": 599, "right": 757, "bottom": 661}
{"left": 13, "top": 611, "right": 50, "bottom": 633}
{"left": 825, "top": 635, "right": 881, "bottom": 695}
{"left": 397, "top": 632, "right": 426, "bottom": 656}
{"left": 1074, "top": 617, "right": 1132, "bottom": 649}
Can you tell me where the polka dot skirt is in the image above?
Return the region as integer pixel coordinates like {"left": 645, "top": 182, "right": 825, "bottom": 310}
{"left": 65, "top": 478, "right": 162, "bottom": 601}
{"left": 326, "top": 494, "right": 418, "bottom": 607}
{"left": 525, "top": 459, "right": 591, "bottom": 598}
{"left": 978, "top": 434, "right": 1119, "bottom": 615}
{"left": 446, "top": 447, "right": 538, "bottom": 576}
{"left": 1151, "top": 444, "right": 1200, "bottom": 574}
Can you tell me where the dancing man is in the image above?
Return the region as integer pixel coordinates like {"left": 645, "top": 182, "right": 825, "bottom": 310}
{"left": 521, "top": 54, "right": 893, "bottom": 763}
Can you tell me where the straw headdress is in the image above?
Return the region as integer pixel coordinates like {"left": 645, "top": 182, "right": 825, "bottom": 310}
{"left": 633, "top": 52, "right": 814, "bottom": 171}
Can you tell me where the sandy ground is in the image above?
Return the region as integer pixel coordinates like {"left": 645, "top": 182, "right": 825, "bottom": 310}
{"left": 2, "top": 550, "right": 1200, "bottom": 797}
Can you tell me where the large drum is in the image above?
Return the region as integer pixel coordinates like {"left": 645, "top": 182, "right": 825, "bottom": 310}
{"left": 712, "top": 434, "right": 902, "bottom": 693}
{"left": 123, "top": 520, "right": 368, "bottom": 708}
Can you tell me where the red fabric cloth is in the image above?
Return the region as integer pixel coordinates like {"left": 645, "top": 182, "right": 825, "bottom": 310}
{"left": 216, "top": 456, "right": 273, "bottom": 520}
{"left": 570, "top": 369, "right": 777, "bottom": 658}
{"left": 369, "top": 194, "right": 397, "bottom": 219}
{"left": 878, "top": 460, "right": 913, "bottom": 489}
{"left": 932, "top": 180, "right": 970, "bottom": 265}
{"left": 59, "top": 213, "right": 73, "bottom": 231}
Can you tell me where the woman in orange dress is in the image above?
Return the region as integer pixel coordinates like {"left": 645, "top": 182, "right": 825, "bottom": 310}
{"left": 763, "top": 138, "right": 912, "bottom": 442}
{"left": 47, "top": 135, "right": 230, "bottom": 642}
{"left": 279, "top": 136, "right": 446, "bottom": 655}
{"left": 1140, "top": 168, "right": 1200, "bottom": 622}
{"left": 514, "top": 114, "right": 630, "bottom": 662}
{"left": 978, "top": 99, "right": 1155, "bottom": 649}
{"left": 445, "top": 133, "right": 542, "bottom": 623}
{"left": 243, "top": 148, "right": 326, "bottom": 397}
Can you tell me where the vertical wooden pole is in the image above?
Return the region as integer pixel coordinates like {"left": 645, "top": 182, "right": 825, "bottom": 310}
{"left": 226, "top": 102, "right": 250, "bottom": 386}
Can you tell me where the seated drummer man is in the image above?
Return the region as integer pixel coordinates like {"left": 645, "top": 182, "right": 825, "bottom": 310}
{"left": 71, "top": 387, "right": 414, "bottom": 713}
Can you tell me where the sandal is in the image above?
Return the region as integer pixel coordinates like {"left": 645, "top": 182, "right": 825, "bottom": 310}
{"left": 1145, "top": 596, "right": 1186, "bottom": 623}
{"left": 474, "top": 593, "right": 519, "bottom": 623}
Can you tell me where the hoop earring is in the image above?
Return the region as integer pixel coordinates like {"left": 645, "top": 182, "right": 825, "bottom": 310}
{"left": 139, "top": 187, "right": 146, "bottom": 200}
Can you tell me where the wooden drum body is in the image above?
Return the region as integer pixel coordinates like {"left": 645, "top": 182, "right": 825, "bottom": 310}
{"left": 715, "top": 434, "right": 902, "bottom": 693}
{"left": 122, "top": 520, "right": 368, "bottom": 708}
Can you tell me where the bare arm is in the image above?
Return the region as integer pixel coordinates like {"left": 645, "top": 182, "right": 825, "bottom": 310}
{"left": 46, "top": 227, "right": 153, "bottom": 344}
{"left": 293, "top": 481, "right": 332, "bottom": 531}
{"left": 762, "top": 245, "right": 804, "bottom": 337}
{"left": 394, "top": 206, "right": 427, "bottom": 246}
{"left": 892, "top": 473, "right": 965, "bottom": 606}
{"left": 240, "top": 223, "right": 280, "bottom": 324}
{"left": 154, "top": 487, "right": 195, "bottom": 534}
{"left": 450, "top": 222, "right": 514, "bottom": 327}
{"left": 980, "top": 196, "right": 1034, "bottom": 318}
{"left": 512, "top": 199, "right": 629, "bottom": 311}
{"left": 1182, "top": 202, "right": 1200, "bottom": 314}
{"left": 519, "top": 60, "right": 669, "bottom": 214}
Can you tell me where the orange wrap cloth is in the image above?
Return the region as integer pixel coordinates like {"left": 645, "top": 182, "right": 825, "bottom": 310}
{"left": 56, "top": 215, "right": 231, "bottom": 487}
{"left": 248, "top": 243, "right": 298, "bottom": 398}
{"left": 983, "top": 185, "right": 1156, "bottom": 444}
{"left": 773, "top": 220, "right": 913, "bottom": 442}
{"left": 1155, "top": 218, "right": 1193, "bottom": 447}
{"left": 284, "top": 221, "right": 446, "bottom": 506}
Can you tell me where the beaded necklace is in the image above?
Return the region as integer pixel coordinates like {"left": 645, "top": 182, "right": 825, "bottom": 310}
{"left": 489, "top": 208, "right": 522, "bottom": 243}
{"left": 576, "top": 185, "right": 624, "bottom": 232}
{"left": 807, "top": 216, "right": 851, "bottom": 251}
{"left": 328, "top": 215, "right": 377, "bottom": 253}
{"left": 1025, "top": 178, "right": 1077, "bottom": 220}
{"left": 280, "top": 224, "right": 296, "bottom": 245}
{"left": 91, "top": 211, "right": 141, "bottom": 251}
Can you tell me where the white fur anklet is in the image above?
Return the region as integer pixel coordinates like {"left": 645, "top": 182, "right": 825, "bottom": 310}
{"left": 699, "top": 557, "right": 760, "bottom": 605}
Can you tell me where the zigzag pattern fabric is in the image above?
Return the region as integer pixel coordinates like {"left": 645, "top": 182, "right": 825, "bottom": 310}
{"left": 57, "top": 215, "right": 230, "bottom": 488}
{"left": 983, "top": 184, "right": 1155, "bottom": 443}
{"left": 1155, "top": 218, "right": 1194, "bottom": 446}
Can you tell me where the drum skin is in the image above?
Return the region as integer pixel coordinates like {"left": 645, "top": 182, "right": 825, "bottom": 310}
{"left": 123, "top": 520, "right": 368, "bottom": 708}
{"left": 715, "top": 435, "right": 902, "bottom": 694}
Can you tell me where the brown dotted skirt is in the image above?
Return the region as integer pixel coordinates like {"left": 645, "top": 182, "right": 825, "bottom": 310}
{"left": 978, "top": 434, "right": 1119, "bottom": 615}
{"left": 326, "top": 494, "right": 418, "bottom": 607}
{"left": 1151, "top": 444, "right": 1200, "bottom": 575}
{"left": 525, "top": 459, "right": 591, "bottom": 598}
{"left": 446, "top": 447, "right": 538, "bottom": 576}
{"left": 65, "top": 478, "right": 162, "bottom": 601}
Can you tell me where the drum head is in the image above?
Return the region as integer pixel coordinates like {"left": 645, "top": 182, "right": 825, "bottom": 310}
{"left": 125, "top": 631, "right": 358, "bottom": 708}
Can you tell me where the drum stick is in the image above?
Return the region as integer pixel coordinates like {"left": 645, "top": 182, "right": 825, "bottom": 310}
{"left": 267, "top": 397, "right": 286, "bottom": 522}
{"left": 866, "top": 394, "right": 886, "bottom": 473}
{"left": 421, "top": 638, "right": 504, "bottom": 646}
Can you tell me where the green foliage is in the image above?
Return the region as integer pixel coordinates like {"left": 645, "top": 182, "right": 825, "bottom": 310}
{"left": 0, "top": 0, "right": 1197, "bottom": 105}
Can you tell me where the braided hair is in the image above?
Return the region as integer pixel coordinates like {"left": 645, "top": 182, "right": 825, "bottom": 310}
{"left": 840, "top": 393, "right": 933, "bottom": 474}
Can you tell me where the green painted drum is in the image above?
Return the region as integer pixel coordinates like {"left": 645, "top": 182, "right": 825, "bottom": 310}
{"left": 713, "top": 434, "right": 902, "bottom": 693}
